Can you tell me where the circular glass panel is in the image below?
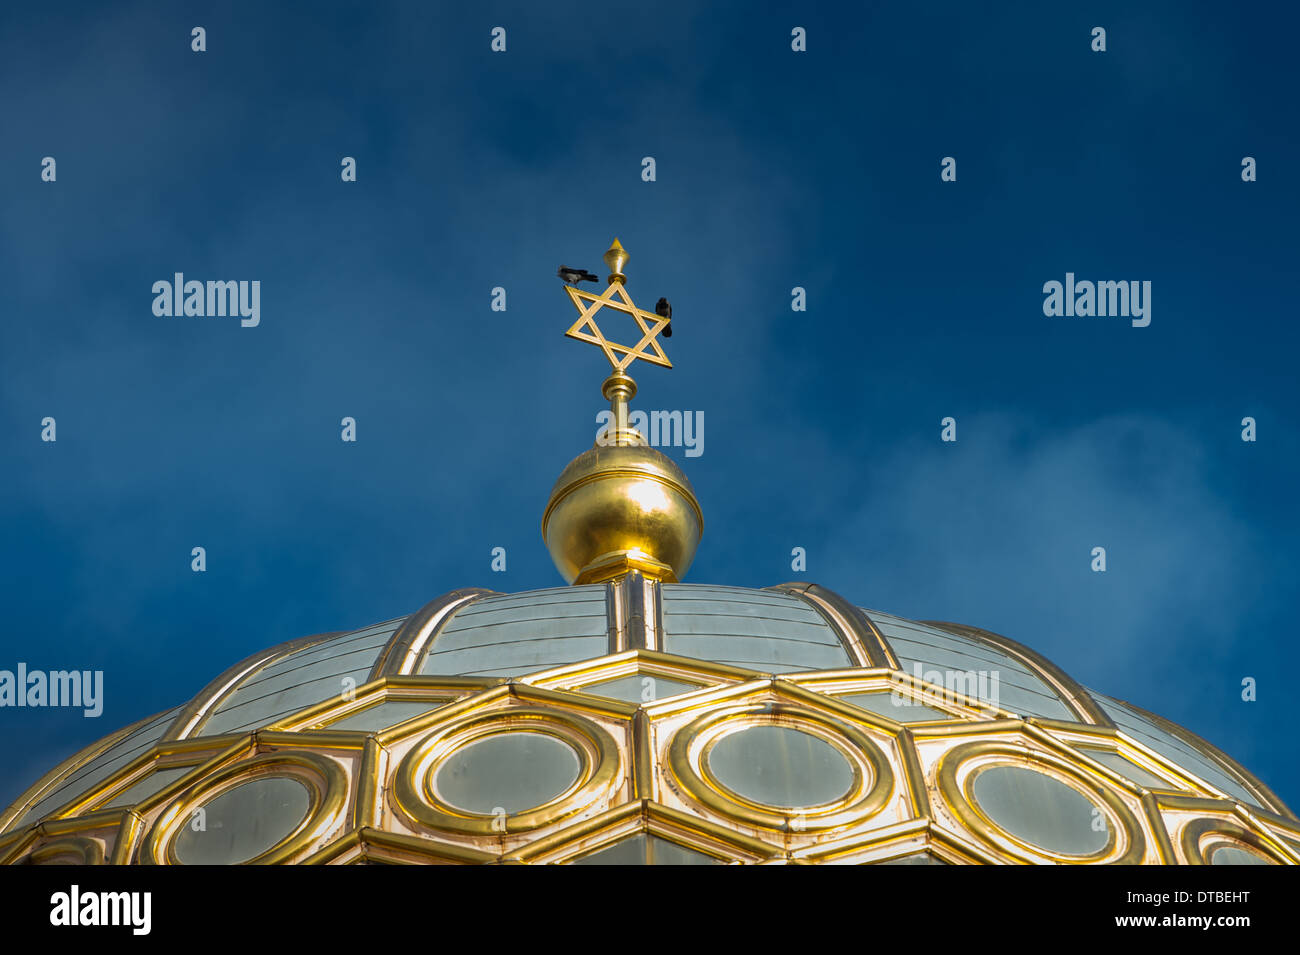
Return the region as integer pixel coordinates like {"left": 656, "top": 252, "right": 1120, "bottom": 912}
{"left": 173, "top": 775, "right": 312, "bottom": 865}
{"left": 1208, "top": 843, "right": 1273, "bottom": 865}
{"left": 434, "top": 731, "right": 580, "bottom": 814}
{"left": 706, "top": 725, "right": 854, "bottom": 808}
{"left": 970, "top": 765, "right": 1109, "bottom": 856}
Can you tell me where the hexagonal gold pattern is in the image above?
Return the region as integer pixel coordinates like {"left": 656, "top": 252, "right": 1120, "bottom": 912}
{"left": 3, "top": 582, "right": 1294, "bottom": 865}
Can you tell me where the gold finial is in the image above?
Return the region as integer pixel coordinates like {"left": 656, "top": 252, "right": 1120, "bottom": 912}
{"left": 544, "top": 238, "right": 702, "bottom": 586}
{"left": 603, "top": 237, "right": 629, "bottom": 283}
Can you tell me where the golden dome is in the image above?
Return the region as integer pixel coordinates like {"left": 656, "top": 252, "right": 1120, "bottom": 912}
{"left": 3, "top": 582, "right": 1294, "bottom": 865}
{"left": 4, "top": 240, "right": 1293, "bottom": 866}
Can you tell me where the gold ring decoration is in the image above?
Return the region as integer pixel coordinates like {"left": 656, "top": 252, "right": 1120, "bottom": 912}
{"left": 141, "top": 752, "right": 347, "bottom": 865}
{"left": 24, "top": 836, "right": 105, "bottom": 866}
{"left": 667, "top": 702, "right": 894, "bottom": 832}
{"left": 936, "top": 741, "right": 1145, "bottom": 864}
{"left": 393, "top": 706, "right": 621, "bottom": 836}
{"left": 1180, "top": 818, "right": 1284, "bottom": 865}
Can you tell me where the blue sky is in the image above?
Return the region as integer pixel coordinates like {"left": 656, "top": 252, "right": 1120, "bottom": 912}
{"left": 1, "top": 2, "right": 1297, "bottom": 813}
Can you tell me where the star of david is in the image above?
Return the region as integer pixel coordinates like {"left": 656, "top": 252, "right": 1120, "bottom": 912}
{"left": 563, "top": 280, "right": 672, "bottom": 372}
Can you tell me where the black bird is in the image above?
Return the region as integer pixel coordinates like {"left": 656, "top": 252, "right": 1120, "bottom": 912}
{"left": 558, "top": 265, "right": 599, "bottom": 287}
{"left": 655, "top": 297, "right": 673, "bottom": 337}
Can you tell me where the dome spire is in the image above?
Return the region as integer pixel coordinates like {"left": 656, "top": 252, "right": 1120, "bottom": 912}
{"left": 543, "top": 238, "right": 703, "bottom": 585}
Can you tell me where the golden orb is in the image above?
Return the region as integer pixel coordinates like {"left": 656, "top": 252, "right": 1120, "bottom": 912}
{"left": 542, "top": 443, "right": 703, "bottom": 584}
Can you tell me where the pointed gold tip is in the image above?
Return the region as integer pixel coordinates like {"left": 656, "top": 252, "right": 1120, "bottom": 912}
{"left": 603, "top": 238, "right": 629, "bottom": 282}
